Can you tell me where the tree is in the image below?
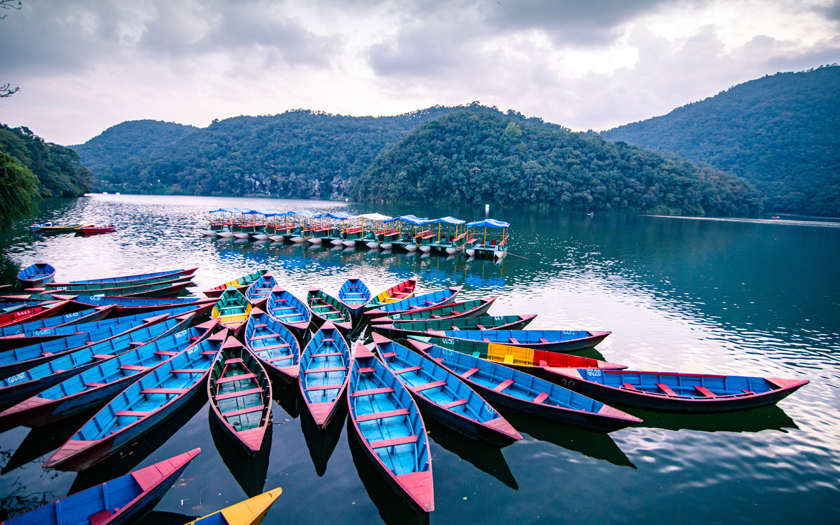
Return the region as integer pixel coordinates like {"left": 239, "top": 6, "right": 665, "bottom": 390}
{"left": 1, "top": 1, "right": 21, "bottom": 98}
{"left": 0, "top": 151, "right": 39, "bottom": 231}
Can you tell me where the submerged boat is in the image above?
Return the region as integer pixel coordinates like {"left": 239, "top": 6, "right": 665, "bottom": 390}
{"left": 4, "top": 449, "right": 201, "bottom": 525}
{"left": 370, "top": 313, "right": 536, "bottom": 341}
{"left": 406, "top": 339, "right": 642, "bottom": 433}
{"left": 204, "top": 269, "right": 268, "bottom": 298}
{"left": 212, "top": 286, "right": 252, "bottom": 337}
{"left": 374, "top": 334, "right": 521, "bottom": 447}
{"left": 549, "top": 368, "right": 810, "bottom": 413}
{"left": 265, "top": 285, "right": 311, "bottom": 345}
{"left": 364, "top": 277, "right": 417, "bottom": 310}
{"left": 208, "top": 337, "right": 272, "bottom": 455}
{"left": 307, "top": 287, "right": 353, "bottom": 336}
{"left": 185, "top": 487, "right": 283, "bottom": 525}
{"left": 299, "top": 322, "right": 352, "bottom": 429}
{"left": 369, "top": 297, "right": 497, "bottom": 324}
{"left": 338, "top": 276, "right": 371, "bottom": 320}
{"left": 347, "top": 344, "right": 434, "bottom": 512}
{"left": 424, "top": 329, "right": 612, "bottom": 353}
{"left": 17, "top": 262, "right": 56, "bottom": 288}
{"left": 364, "top": 286, "right": 462, "bottom": 320}
{"left": 243, "top": 308, "right": 302, "bottom": 383}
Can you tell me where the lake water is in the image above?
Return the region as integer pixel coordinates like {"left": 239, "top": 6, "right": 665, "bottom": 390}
{"left": 1, "top": 194, "right": 838, "bottom": 524}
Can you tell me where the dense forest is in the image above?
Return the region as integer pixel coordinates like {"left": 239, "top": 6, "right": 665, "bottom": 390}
{"left": 601, "top": 65, "right": 840, "bottom": 216}
{"left": 356, "top": 110, "right": 762, "bottom": 216}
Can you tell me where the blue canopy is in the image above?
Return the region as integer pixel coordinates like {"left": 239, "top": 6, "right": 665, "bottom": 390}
{"left": 315, "top": 211, "right": 357, "bottom": 220}
{"left": 209, "top": 207, "right": 238, "bottom": 213}
{"left": 467, "top": 218, "right": 510, "bottom": 228}
{"left": 432, "top": 216, "right": 466, "bottom": 225}
{"left": 383, "top": 214, "right": 431, "bottom": 225}
{"left": 260, "top": 209, "right": 289, "bottom": 217}
{"left": 290, "top": 209, "right": 317, "bottom": 219}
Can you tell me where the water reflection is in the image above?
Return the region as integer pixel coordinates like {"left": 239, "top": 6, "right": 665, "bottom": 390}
{"left": 271, "top": 380, "right": 300, "bottom": 419}
{"left": 209, "top": 412, "right": 271, "bottom": 498}
{"left": 300, "top": 400, "right": 346, "bottom": 477}
{"left": 1, "top": 408, "right": 99, "bottom": 474}
{"left": 136, "top": 511, "right": 201, "bottom": 525}
{"left": 632, "top": 404, "right": 798, "bottom": 433}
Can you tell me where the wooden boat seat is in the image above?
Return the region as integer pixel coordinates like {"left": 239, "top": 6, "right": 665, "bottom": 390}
{"left": 270, "top": 306, "right": 295, "bottom": 311}
{"left": 392, "top": 292, "right": 410, "bottom": 298}
{"left": 216, "top": 387, "right": 263, "bottom": 401}
{"left": 493, "top": 379, "right": 515, "bottom": 393}
{"left": 352, "top": 387, "right": 395, "bottom": 397}
{"left": 509, "top": 337, "right": 519, "bottom": 344}
{"left": 313, "top": 351, "right": 343, "bottom": 358}
{"left": 306, "top": 383, "right": 344, "bottom": 391}
{"left": 414, "top": 380, "right": 446, "bottom": 392}
{"left": 86, "top": 382, "right": 106, "bottom": 388}
{"left": 695, "top": 386, "right": 717, "bottom": 398}
{"left": 201, "top": 351, "right": 217, "bottom": 356}
{"left": 250, "top": 333, "right": 281, "bottom": 340}
{"left": 91, "top": 354, "right": 112, "bottom": 359}
{"left": 170, "top": 368, "right": 206, "bottom": 374}
{"left": 539, "top": 338, "right": 549, "bottom": 344}
{"left": 472, "top": 351, "right": 481, "bottom": 357}
{"left": 225, "top": 358, "right": 244, "bottom": 365}
{"left": 253, "top": 323, "right": 268, "bottom": 329}
{"left": 475, "top": 325, "right": 485, "bottom": 330}
{"left": 304, "top": 366, "right": 346, "bottom": 374}
{"left": 256, "top": 342, "right": 290, "bottom": 351}
{"left": 115, "top": 411, "right": 150, "bottom": 417}
{"left": 538, "top": 360, "right": 548, "bottom": 367}
{"left": 265, "top": 355, "right": 293, "bottom": 363}
{"left": 273, "top": 313, "right": 304, "bottom": 319}
{"left": 357, "top": 367, "right": 375, "bottom": 373}
{"left": 216, "top": 373, "right": 257, "bottom": 384}
{"left": 321, "top": 338, "right": 335, "bottom": 343}
{"left": 657, "top": 383, "right": 679, "bottom": 397}
{"left": 742, "top": 390, "right": 755, "bottom": 395}
{"left": 89, "top": 509, "right": 113, "bottom": 525}
{"left": 622, "top": 383, "right": 638, "bottom": 390}
{"left": 482, "top": 338, "right": 491, "bottom": 342}
{"left": 533, "top": 392, "right": 550, "bottom": 404}
{"left": 461, "top": 368, "right": 479, "bottom": 379}
{"left": 356, "top": 408, "right": 409, "bottom": 422}
{"left": 369, "top": 435, "right": 417, "bottom": 449}
{"left": 381, "top": 352, "right": 397, "bottom": 358}
{"left": 222, "top": 405, "right": 265, "bottom": 417}
{"left": 142, "top": 388, "right": 188, "bottom": 395}
{"left": 154, "top": 350, "right": 179, "bottom": 356}
{"left": 394, "top": 366, "right": 422, "bottom": 375}
{"left": 433, "top": 357, "right": 445, "bottom": 364}
{"left": 441, "top": 399, "right": 467, "bottom": 409}
{"left": 503, "top": 355, "right": 514, "bottom": 364}
{"left": 120, "top": 364, "right": 150, "bottom": 371}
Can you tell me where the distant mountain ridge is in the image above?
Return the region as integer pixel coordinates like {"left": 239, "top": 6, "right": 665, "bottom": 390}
{"left": 601, "top": 65, "right": 840, "bottom": 216}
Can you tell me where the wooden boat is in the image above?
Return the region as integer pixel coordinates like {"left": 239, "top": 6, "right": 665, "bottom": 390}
{"left": 0, "top": 315, "right": 192, "bottom": 412}
{"left": 29, "top": 223, "right": 82, "bottom": 234}
{"left": 427, "top": 216, "right": 468, "bottom": 254}
{"left": 347, "top": 344, "right": 434, "bottom": 512}
{"left": 307, "top": 287, "right": 353, "bottom": 336}
{"left": 204, "top": 269, "right": 268, "bottom": 298}
{"left": 17, "top": 262, "right": 56, "bottom": 287}
{"left": 265, "top": 285, "right": 311, "bottom": 345}
{"left": 407, "top": 334, "right": 627, "bottom": 384}
{"left": 0, "top": 305, "right": 115, "bottom": 350}
{"left": 371, "top": 313, "right": 536, "bottom": 341}
{"left": 299, "top": 322, "right": 352, "bottom": 429}
{"left": 0, "top": 300, "right": 69, "bottom": 329}
{"left": 206, "top": 208, "right": 236, "bottom": 236}
{"left": 364, "top": 286, "right": 462, "bottom": 320}
{"left": 3, "top": 448, "right": 200, "bottom": 525}
{"left": 46, "top": 267, "right": 197, "bottom": 288}
{"left": 289, "top": 210, "right": 316, "bottom": 243}
{"left": 370, "top": 297, "right": 497, "bottom": 324}
{"left": 243, "top": 309, "right": 302, "bottom": 383}
{"left": 390, "top": 215, "right": 431, "bottom": 252}
{"left": 338, "top": 276, "right": 371, "bottom": 320}
{"left": 44, "top": 330, "right": 227, "bottom": 471}
{"left": 548, "top": 368, "right": 810, "bottom": 413}
{"left": 357, "top": 213, "right": 393, "bottom": 248}
{"left": 35, "top": 274, "right": 193, "bottom": 296}
{"left": 62, "top": 295, "right": 218, "bottom": 316}
{"left": 29, "top": 280, "right": 193, "bottom": 300}
{"left": 245, "top": 273, "right": 278, "bottom": 309}
{"left": 424, "top": 329, "right": 612, "bottom": 353}
{"left": 208, "top": 336, "right": 272, "bottom": 455}
{"left": 185, "top": 487, "right": 282, "bottom": 525}
{"left": 373, "top": 333, "right": 521, "bottom": 447}
{"left": 0, "top": 320, "right": 218, "bottom": 432}
{"left": 466, "top": 218, "right": 510, "bottom": 260}
{"left": 365, "top": 277, "right": 417, "bottom": 310}
{"left": 405, "top": 339, "right": 642, "bottom": 433}
{"left": 79, "top": 224, "right": 117, "bottom": 235}
{"left": 212, "top": 286, "right": 252, "bottom": 337}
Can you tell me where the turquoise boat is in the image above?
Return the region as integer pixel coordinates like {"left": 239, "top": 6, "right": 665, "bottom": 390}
{"left": 363, "top": 286, "right": 462, "bottom": 320}
{"left": 299, "top": 321, "right": 352, "bottom": 429}
{"left": 243, "top": 309, "right": 302, "bottom": 383}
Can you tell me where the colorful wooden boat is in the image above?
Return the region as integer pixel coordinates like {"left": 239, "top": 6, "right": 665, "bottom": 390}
{"left": 3, "top": 448, "right": 200, "bottom": 525}
{"left": 427, "top": 216, "right": 468, "bottom": 254}
{"left": 364, "top": 277, "right": 417, "bottom": 310}
{"left": 29, "top": 223, "right": 82, "bottom": 234}
{"left": 35, "top": 275, "right": 193, "bottom": 296}
{"left": 243, "top": 308, "right": 302, "bottom": 383}
{"left": 374, "top": 334, "right": 521, "bottom": 447}
{"left": 406, "top": 339, "right": 642, "bottom": 433}
{"left": 46, "top": 270, "right": 195, "bottom": 290}
{"left": 208, "top": 337, "right": 272, "bottom": 455}
{"left": 424, "top": 329, "right": 612, "bottom": 353}
{"left": 79, "top": 224, "right": 117, "bottom": 235}
{"left": 0, "top": 300, "right": 69, "bottom": 329}
{"left": 0, "top": 320, "right": 218, "bottom": 432}
{"left": 0, "top": 315, "right": 192, "bottom": 412}
{"left": 185, "top": 487, "right": 282, "bottom": 525}
{"left": 245, "top": 273, "right": 278, "bottom": 309}
{"left": 63, "top": 295, "right": 218, "bottom": 316}
{"left": 307, "top": 287, "right": 353, "bottom": 336}
{"left": 548, "top": 369, "right": 810, "bottom": 413}
{"left": 407, "top": 334, "right": 627, "bottom": 384}
{"left": 212, "top": 286, "right": 252, "bottom": 337}
{"left": 369, "top": 297, "right": 497, "bottom": 324}
{"left": 204, "top": 269, "right": 268, "bottom": 298}
{"left": 299, "top": 322, "right": 352, "bottom": 429}
{"left": 371, "top": 313, "right": 536, "bottom": 341}
{"left": 44, "top": 330, "right": 227, "bottom": 471}
{"left": 364, "top": 286, "right": 462, "bottom": 320}
{"left": 54, "top": 268, "right": 198, "bottom": 286}
{"left": 347, "top": 344, "right": 434, "bottom": 512}
{"left": 0, "top": 305, "right": 115, "bottom": 350}
{"left": 338, "top": 276, "right": 371, "bottom": 320}
{"left": 16, "top": 262, "right": 56, "bottom": 288}
{"left": 466, "top": 218, "right": 510, "bottom": 260}
{"left": 265, "top": 285, "right": 311, "bottom": 345}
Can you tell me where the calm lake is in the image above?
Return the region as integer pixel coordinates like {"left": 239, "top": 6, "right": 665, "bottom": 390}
{"left": 1, "top": 194, "right": 839, "bottom": 524}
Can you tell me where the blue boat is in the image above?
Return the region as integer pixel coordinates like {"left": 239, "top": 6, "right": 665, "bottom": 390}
{"left": 56, "top": 267, "right": 197, "bottom": 285}
{"left": 243, "top": 309, "right": 301, "bottom": 383}
{"left": 373, "top": 333, "right": 521, "bottom": 447}
{"left": 44, "top": 329, "right": 228, "bottom": 471}
{"left": 0, "top": 315, "right": 193, "bottom": 412}
{"left": 16, "top": 262, "right": 56, "bottom": 288}
{"left": 363, "top": 286, "right": 462, "bottom": 320}
{"left": 404, "top": 338, "right": 642, "bottom": 433}
{"left": 299, "top": 321, "right": 352, "bottom": 429}
{"left": 338, "top": 276, "right": 371, "bottom": 321}
{"left": 347, "top": 344, "right": 434, "bottom": 513}
{"left": 0, "top": 320, "right": 219, "bottom": 432}
{"left": 64, "top": 295, "right": 219, "bottom": 316}
{"left": 427, "top": 329, "right": 612, "bottom": 353}
{"left": 265, "top": 285, "right": 311, "bottom": 345}
{"left": 0, "top": 305, "right": 114, "bottom": 349}
{"left": 245, "top": 272, "right": 279, "bottom": 308}
{"left": 4, "top": 448, "right": 200, "bottom": 525}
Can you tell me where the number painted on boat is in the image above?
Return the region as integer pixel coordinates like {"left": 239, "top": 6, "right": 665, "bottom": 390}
{"left": 494, "top": 316, "right": 503, "bottom": 321}
{"left": 586, "top": 369, "right": 602, "bottom": 377}
{"left": 174, "top": 329, "right": 188, "bottom": 339}
{"left": 7, "top": 372, "right": 26, "bottom": 384}
{"left": 93, "top": 294, "right": 105, "bottom": 298}
{"left": 558, "top": 378, "right": 575, "bottom": 387}
{"left": 484, "top": 405, "right": 495, "bottom": 415}
{"left": 33, "top": 329, "right": 53, "bottom": 336}
{"left": 67, "top": 311, "right": 80, "bottom": 318}
{"left": 441, "top": 338, "right": 455, "bottom": 345}
{"left": 391, "top": 314, "right": 401, "bottom": 320}
{"left": 442, "top": 349, "right": 454, "bottom": 357}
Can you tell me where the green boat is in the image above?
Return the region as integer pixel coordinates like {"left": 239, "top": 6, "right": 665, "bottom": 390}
{"left": 204, "top": 269, "right": 268, "bottom": 298}
{"left": 23, "top": 279, "right": 193, "bottom": 299}
{"left": 42, "top": 273, "right": 193, "bottom": 292}
{"left": 306, "top": 287, "right": 353, "bottom": 337}
{"left": 212, "top": 286, "right": 252, "bottom": 338}
{"left": 369, "top": 297, "right": 497, "bottom": 323}
{"left": 371, "top": 313, "right": 536, "bottom": 341}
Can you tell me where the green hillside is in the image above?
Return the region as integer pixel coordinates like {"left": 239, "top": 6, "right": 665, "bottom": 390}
{"left": 601, "top": 65, "right": 840, "bottom": 216}
{"left": 356, "top": 110, "right": 763, "bottom": 216}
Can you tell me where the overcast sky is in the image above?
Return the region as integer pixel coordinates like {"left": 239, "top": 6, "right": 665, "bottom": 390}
{"left": 1, "top": 0, "right": 838, "bottom": 146}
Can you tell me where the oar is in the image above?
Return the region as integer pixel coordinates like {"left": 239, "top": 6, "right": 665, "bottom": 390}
{"left": 504, "top": 252, "right": 528, "bottom": 260}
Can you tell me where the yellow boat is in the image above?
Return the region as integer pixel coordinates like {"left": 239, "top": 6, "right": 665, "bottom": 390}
{"left": 186, "top": 487, "right": 282, "bottom": 525}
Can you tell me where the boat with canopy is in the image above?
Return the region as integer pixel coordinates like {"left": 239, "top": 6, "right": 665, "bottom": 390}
{"left": 466, "top": 218, "right": 510, "bottom": 259}
{"left": 205, "top": 208, "right": 236, "bottom": 237}
{"left": 289, "top": 210, "right": 317, "bottom": 243}
{"left": 358, "top": 213, "right": 393, "bottom": 248}
{"left": 428, "top": 216, "right": 468, "bottom": 254}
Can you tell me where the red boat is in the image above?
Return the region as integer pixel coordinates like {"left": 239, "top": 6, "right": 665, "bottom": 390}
{"left": 0, "top": 300, "right": 69, "bottom": 329}
{"left": 79, "top": 225, "right": 117, "bottom": 235}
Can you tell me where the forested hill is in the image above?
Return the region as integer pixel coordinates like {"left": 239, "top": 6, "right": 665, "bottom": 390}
{"left": 0, "top": 124, "right": 92, "bottom": 197}
{"left": 72, "top": 106, "right": 462, "bottom": 197}
{"left": 601, "top": 66, "right": 840, "bottom": 216}
{"left": 356, "top": 110, "right": 763, "bottom": 216}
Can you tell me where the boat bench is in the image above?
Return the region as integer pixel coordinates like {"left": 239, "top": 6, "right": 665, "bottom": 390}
{"left": 357, "top": 367, "right": 375, "bottom": 373}
{"left": 306, "top": 383, "right": 344, "bottom": 391}
{"left": 170, "top": 368, "right": 206, "bottom": 374}
{"left": 493, "top": 379, "right": 515, "bottom": 393}
{"left": 304, "top": 366, "right": 345, "bottom": 374}
{"left": 265, "top": 355, "right": 293, "bottom": 363}
{"left": 356, "top": 408, "right": 409, "bottom": 422}
{"left": 256, "top": 342, "right": 290, "bottom": 351}
{"left": 369, "top": 435, "right": 417, "bottom": 449}
{"left": 394, "top": 366, "right": 422, "bottom": 375}
{"left": 315, "top": 352, "right": 343, "bottom": 357}
{"left": 460, "top": 368, "right": 479, "bottom": 379}
{"left": 142, "top": 388, "right": 188, "bottom": 395}
{"left": 533, "top": 392, "right": 550, "bottom": 404}
{"left": 250, "top": 333, "right": 281, "bottom": 341}
{"left": 414, "top": 380, "right": 446, "bottom": 392}
{"left": 86, "top": 382, "right": 106, "bottom": 388}
{"left": 222, "top": 405, "right": 264, "bottom": 417}
{"left": 115, "top": 411, "right": 151, "bottom": 417}
{"left": 216, "top": 387, "right": 263, "bottom": 401}
{"left": 441, "top": 399, "right": 467, "bottom": 409}
{"left": 217, "top": 373, "right": 257, "bottom": 384}
{"left": 225, "top": 358, "right": 244, "bottom": 365}
{"left": 539, "top": 338, "right": 549, "bottom": 344}
{"left": 154, "top": 350, "right": 179, "bottom": 356}
{"left": 120, "top": 364, "right": 151, "bottom": 371}
{"left": 352, "top": 387, "right": 395, "bottom": 397}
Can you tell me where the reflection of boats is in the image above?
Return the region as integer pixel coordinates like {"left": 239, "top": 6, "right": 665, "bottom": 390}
{"left": 209, "top": 407, "right": 272, "bottom": 497}
{"left": 185, "top": 487, "right": 282, "bottom": 525}
{"left": 299, "top": 322, "right": 352, "bottom": 429}
{"left": 633, "top": 404, "right": 798, "bottom": 432}
{"left": 300, "top": 391, "right": 346, "bottom": 476}
{"left": 16, "top": 262, "right": 56, "bottom": 288}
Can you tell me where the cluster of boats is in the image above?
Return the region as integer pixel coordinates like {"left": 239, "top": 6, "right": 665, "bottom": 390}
{"left": 29, "top": 222, "right": 117, "bottom": 236}
{"left": 0, "top": 263, "right": 809, "bottom": 517}
{"left": 201, "top": 208, "right": 510, "bottom": 259}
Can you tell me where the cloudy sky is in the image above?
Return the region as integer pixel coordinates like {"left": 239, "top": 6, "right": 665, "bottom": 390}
{"left": 1, "top": 0, "right": 838, "bottom": 146}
